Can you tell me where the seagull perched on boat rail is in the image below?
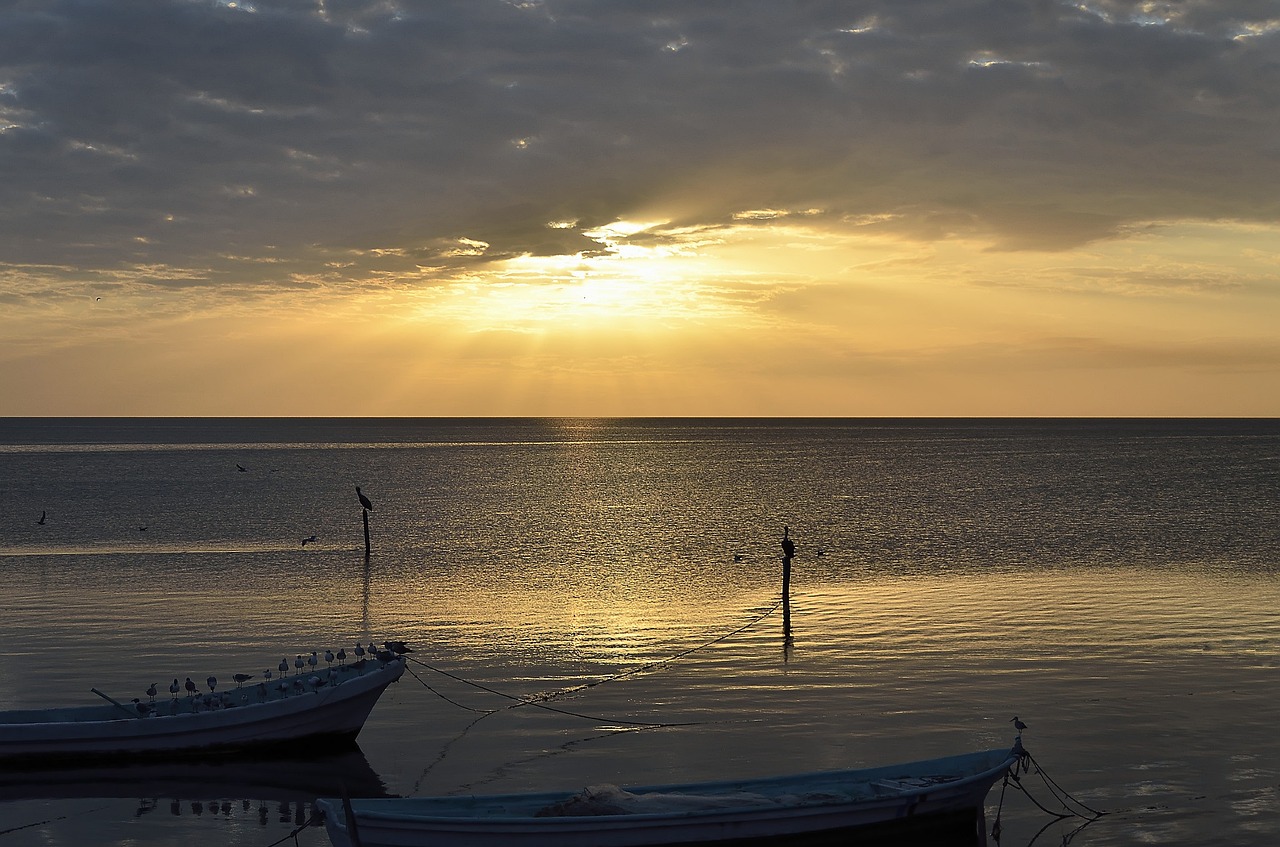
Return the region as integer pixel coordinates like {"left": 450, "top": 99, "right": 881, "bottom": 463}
{"left": 184, "top": 678, "right": 197, "bottom": 697}
{"left": 169, "top": 679, "right": 180, "bottom": 699}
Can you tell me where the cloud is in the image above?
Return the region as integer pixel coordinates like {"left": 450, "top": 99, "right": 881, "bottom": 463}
{"left": 0, "top": 0, "right": 1276, "bottom": 297}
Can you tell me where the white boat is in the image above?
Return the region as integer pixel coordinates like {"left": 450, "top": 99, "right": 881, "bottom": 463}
{"left": 0, "top": 653, "right": 406, "bottom": 762}
{"left": 317, "top": 744, "right": 1023, "bottom": 847}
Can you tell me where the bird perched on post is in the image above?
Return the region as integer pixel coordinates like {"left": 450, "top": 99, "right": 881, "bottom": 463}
{"left": 356, "top": 486, "right": 373, "bottom": 511}
{"left": 1011, "top": 716, "right": 1028, "bottom": 736}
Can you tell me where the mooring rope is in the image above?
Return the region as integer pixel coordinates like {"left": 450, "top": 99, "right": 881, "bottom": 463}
{"left": 405, "top": 654, "right": 704, "bottom": 727}
{"left": 990, "top": 746, "right": 1105, "bottom": 846}
{"left": 261, "top": 812, "right": 320, "bottom": 847}
{"left": 403, "top": 595, "right": 783, "bottom": 726}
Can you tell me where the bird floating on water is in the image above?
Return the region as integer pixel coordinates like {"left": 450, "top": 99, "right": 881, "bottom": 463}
{"left": 38, "top": 511, "right": 46, "bottom": 525}
{"left": 356, "top": 486, "right": 374, "bottom": 511}
{"left": 302, "top": 535, "right": 318, "bottom": 546}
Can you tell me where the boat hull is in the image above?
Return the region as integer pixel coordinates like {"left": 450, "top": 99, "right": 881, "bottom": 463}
{"left": 317, "top": 747, "right": 1018, "bottom": 847}
{"left": 0, "top": 656, "right": 405, "bottom": 763}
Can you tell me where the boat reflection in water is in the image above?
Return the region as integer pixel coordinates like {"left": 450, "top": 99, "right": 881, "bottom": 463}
{"left": 0, "top": 746, "right": 391, "bottom": 829}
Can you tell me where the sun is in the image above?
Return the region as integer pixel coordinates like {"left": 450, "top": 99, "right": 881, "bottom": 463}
{"left": 435, "top": 219, "right": 734, "bottom": 332}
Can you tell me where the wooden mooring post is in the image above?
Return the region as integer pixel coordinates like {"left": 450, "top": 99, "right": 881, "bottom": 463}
{"left": 781, "top": 526, "right": 795, "bottom": 637}
{"left": 356, "top": 486, "right": 374, "bottom": 556}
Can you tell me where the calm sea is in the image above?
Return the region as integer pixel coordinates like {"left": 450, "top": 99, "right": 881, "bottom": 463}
{"left": 0, "top": 418, "right": 1277, "bottom": 846}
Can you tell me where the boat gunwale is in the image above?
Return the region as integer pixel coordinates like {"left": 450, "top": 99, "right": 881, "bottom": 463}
{"left": 327, "top": 747, "right": 1019, "bottom": 828}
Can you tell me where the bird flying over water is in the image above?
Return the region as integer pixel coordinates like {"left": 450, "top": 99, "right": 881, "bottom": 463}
{"left": 356, "top": 486, "right": 373, "bottom": 511}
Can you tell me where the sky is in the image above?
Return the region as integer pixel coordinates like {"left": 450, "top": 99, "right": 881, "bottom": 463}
{"left": 1, "top": 0, "right": 1278, "bottom": 417}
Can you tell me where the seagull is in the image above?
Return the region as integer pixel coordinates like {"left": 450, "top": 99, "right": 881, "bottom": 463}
{"left": 38, "top": 511, "right": 46, "bottom": 525}
{"left": 356, "top": 486, "right": 374, "bottom": 511}
{"left": 233, "top": 673, "right": 253, "bottom": 687}
{"left": 279, "top": 658, "right": 289, "bottom": 676}
{"left": 1011, "top": 716, "right": 1028, "bottom": 734}
{"left": 384, "top": 640, "right": 411, "bottom": 655}
{"left": 336, "top": 647, "right": 347, "bottom": 665}
{"left": 354, "top": 643, "right": 366, "bottom": 660}
{"left": 308, "top": 651, "right": 319, "bottom": 673}
{"left": 146, "top": 683, "right": 158, "bottom": 702}
{"left": 733, "top": 553, "right": 743, "bottom": 563}
{"left": 294, "top": 655, "right": 305, "bottom": 674}
{"left": 185, "top": 677, "right": 197, "bottom": 697}
{"left": 206, "top": 675, "right": 217, "bottom": 693}
{"left": 169, "top": 679, "right": 180, "bottom": 699}
{"left": 237, "top": 464, "right": 247, "bottom": 472}
{"left": 324, "top": 649, "right": 335, "bottom": 667}
{"left": 263, "top": 669, "right": 273, "bottom": 681}
{"left": 138, "top": 526, "right": 148, "bottom": 532}
{"left": 302, "top": 535, "right": 318, "bottom": 546}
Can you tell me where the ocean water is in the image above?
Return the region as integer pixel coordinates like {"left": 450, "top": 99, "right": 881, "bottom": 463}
{"left": 0, "top": 417, "right": 1277, "bottom": 846}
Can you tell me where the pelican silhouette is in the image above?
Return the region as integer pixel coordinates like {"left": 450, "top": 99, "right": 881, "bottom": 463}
{"left": 356, "top": 486, "right": 373, "bottom": 511}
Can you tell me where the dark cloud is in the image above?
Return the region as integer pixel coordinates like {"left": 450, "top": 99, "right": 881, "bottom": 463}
{"left": 0, "top": 0, "right": 1276, "bottom": 285}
